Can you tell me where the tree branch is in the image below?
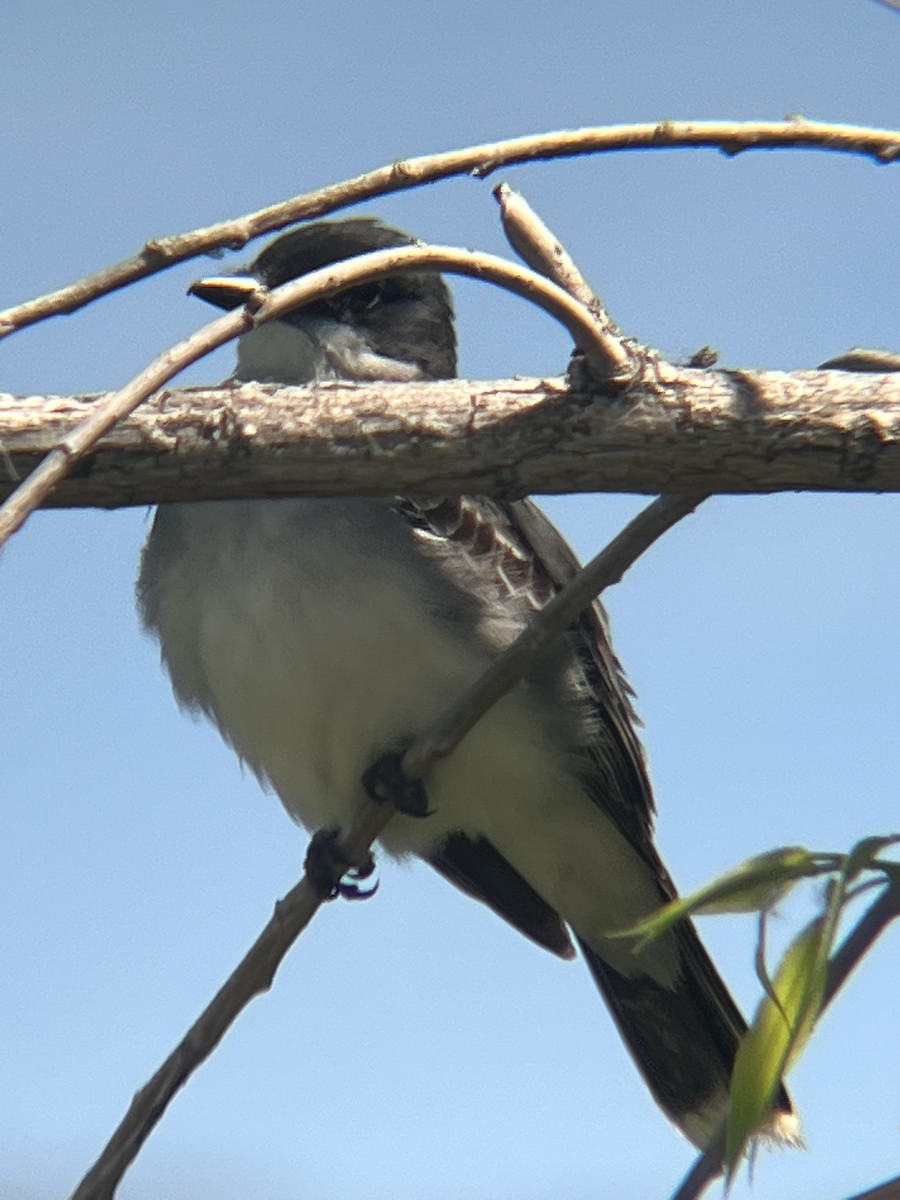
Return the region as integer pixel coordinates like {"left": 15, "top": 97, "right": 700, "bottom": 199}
{"left": 3, "top": 370, "right": 899, "bottom": 511}
{"left": 494, "top": 182, "right": 641, "bottom": 384}
{"left": 844, "top": 1175, "right": 900, "bottom": 1200}
{"left": 67, "top": 798, "right": 392, "bottom": 1200}
{"left": 0, "top": 241, "right": 643, "bottom": 547}
{"left": 669, "top": 1124, "right": 727, "bottom": 1200}
{"left": 404, "top": 492, "right": 703, "bottom": 773}
{"left": 2, "top": 119, "right": 896, "bottom": 337}
{"left": 824, "top": 883, "right": 900, "bottom": 1010}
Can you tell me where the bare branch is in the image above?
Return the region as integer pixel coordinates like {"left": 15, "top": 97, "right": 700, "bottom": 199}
{"left": 669, "top": 1124, "right": 726, "bottom": 1200}
{"left": 494, "top": 183, "right": 639, "bottom": 384}
{"left": 0, "top": 307, "right": 250, "bottom": 546}
{"left": 844, "top": 1175, "right": 900, "bottom": 1200}
{"left": 3, "top": 370, "right": 900, "bottom": 514}
{"left": 8, "top": 136, "right": 897, "bottom": 1199}
{"left": 68, "top": 488, "right": 696, "bottom": 1200}
{"left": 819, "top": 348, "right": 900, "bottom": 373}
{"left": 824, "top": 883, "right": 900, "bottom": 1010}
{"left": 0, "top": 242, "right": 638, "bottom": 548}
{"left": 404, "top": 493, "right": 702, "bottom": 771}
{"left": 2, "top": 119, "right": 897, "bottom": 338}
{"left": 68, "top": 797, "right": 393, "bottom": 1200}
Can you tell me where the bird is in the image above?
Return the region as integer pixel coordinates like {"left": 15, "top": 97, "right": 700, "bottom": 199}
{"left": 137, "top": 217, "right": 795, "bottom": 1149}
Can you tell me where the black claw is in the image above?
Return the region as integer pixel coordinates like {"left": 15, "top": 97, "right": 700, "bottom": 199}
{"left": 305, "top": 828, "right": 379, "bottom": 902}
{"left": 337, "top": 865, "right": 380, "bottom": 901}
{"left": 335, "top": 849, "right": 379, "bottom": 900}
{"left": 362, "top": 748, "right": 432, "bottom": 817}
{"left": 349, "top": 855, "right": 377, "bottom": 880}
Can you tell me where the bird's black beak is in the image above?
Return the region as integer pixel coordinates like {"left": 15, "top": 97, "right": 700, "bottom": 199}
{"left": 188, "top": 274, "right": 260, "bottom": 312}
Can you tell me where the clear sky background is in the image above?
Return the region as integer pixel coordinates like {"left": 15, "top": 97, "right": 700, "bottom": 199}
{"left": 2, "top": 3, "right": 898, "bottom": 1198}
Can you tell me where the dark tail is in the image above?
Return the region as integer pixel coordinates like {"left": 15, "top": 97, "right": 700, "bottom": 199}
{"left": 576, "top": 920, "right": 795, "bottom": 1148}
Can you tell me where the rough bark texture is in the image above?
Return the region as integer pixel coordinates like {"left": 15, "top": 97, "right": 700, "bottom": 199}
{"left": 2, "top": 368, "right": 900, "bottom": 507}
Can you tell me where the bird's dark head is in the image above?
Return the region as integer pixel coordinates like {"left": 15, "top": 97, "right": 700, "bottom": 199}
{"left": 189, "top": 218, "right": 457, "bottom": 384}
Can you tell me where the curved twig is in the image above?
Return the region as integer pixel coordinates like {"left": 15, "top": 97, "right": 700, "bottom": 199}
{"left": 0, "top": 242, "right": 642, "bottom": 548}
{"left": 2, "top": 119, "right": 897, "bottom": 338}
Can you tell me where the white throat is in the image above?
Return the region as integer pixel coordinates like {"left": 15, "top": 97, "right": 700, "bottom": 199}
{"left": 234, "top": 317, "right": 425, "bottom": 384}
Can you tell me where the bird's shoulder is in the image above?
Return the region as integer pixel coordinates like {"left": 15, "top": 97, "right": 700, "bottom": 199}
{"left": 391, "top": 496, "right": 662, "bottom": 861}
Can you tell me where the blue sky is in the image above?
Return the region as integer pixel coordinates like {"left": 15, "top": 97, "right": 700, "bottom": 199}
{"left": 2, "top": 2, "right": 898, "bottom": 1198}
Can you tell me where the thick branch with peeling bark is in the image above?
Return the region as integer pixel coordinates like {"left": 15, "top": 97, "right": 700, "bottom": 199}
{"left": 0, "top": 241, "right": 646, "bottom": 545}
{"left": 3, "top": 370, "right": 900, "bottom": 506}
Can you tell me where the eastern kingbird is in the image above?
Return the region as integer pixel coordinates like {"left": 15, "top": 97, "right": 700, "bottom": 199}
{"left": 138, "top": 218, "right": 794, "bottom": 1148}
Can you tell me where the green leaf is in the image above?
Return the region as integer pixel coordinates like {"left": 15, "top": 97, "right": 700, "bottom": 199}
{"left": 723, "top": 844, "right": 872, "bottom": 1181}
{"left": 612, "top": 847, "right": 832, "bottom": 948}
{"left": 725, "top": 916, "right": 828, "bottom": 1178}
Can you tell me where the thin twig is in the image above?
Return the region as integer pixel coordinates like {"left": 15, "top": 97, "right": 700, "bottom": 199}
{"left": 844, "top": 1174, "right": 900, "bottom": 1200}
{"left": 68, "top": 490, "right": 702, "bottom": 1200}
{"left": 818, "top": 348, "right": 900, "bottom": 373}
{"left": 669, "top": 1124, "right": 727, "bottom": 1200}
{"left": 403, "top": 493, "right": 704, "bottom": 774}
{"left": 2, "top": 120, "right": 897, "bottom": 338}
{"left": 0, "top": 242, "right": 639, "bottom": 549}
{"left": 0, "top": 306, "right": 251, "bottom": 547}
{"left": 824, "top": 883, "right": 900, "bottom": 1009}
{"left": 493, "top": 183, "right": 638, "bottom": 384}
{"left": 68, "top": 799, "right": 392, "bottom": 1200}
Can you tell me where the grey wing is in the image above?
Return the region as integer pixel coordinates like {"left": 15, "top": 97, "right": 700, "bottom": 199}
{"left": 391, "top": 494, "right": 666, "bottom": 940}
{"left": 505, "top": 497, "right": 660, "bottom": 855}
{"left": 396, "top": 495, "right": 660, "bottom": 861}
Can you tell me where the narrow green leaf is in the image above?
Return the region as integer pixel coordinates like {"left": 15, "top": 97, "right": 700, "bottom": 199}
{"left": 725, "top": 917, "right": 828, "bottom": 1178}
{"left": 612, "top": 847, "right": 831, "bottom": 948}
{"left": 691, "top": 848, "right": 825, "bottom": 916}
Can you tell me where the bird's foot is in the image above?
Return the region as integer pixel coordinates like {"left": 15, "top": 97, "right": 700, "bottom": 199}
{"left": 304, "top": 827, "right": 379, "bottom": 901}
{"left": 362, "top": 746, "right": 432, "bottom": 817}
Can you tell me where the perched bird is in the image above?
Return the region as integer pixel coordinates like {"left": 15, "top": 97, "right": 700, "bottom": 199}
{"left": 138, "top": 218, "right": 794, "bottom": 1148}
